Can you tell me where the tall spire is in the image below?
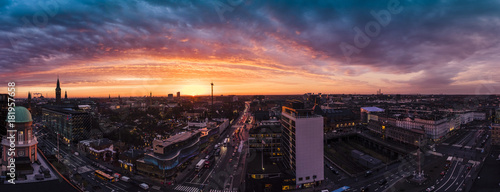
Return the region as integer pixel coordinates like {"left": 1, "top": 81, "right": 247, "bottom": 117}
{"left": 57, "top": 75, "right": 60, "bottom": 88}
{"left": 65, "top": 90, "right": 67, "bottom": 99}
{"left": 28, "top": 92, "right": 32, "bottom": 110}
{"left": 55, "top": 76, "right": 62, "bottom": 104}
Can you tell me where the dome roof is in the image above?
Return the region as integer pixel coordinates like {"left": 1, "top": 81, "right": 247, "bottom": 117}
{"left": 5, "top": 106, "right": 32, "bottom": 123}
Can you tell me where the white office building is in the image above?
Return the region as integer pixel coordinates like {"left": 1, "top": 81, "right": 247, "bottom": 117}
{"left": 281, "top": 106, "right": 324, "bottom": 187}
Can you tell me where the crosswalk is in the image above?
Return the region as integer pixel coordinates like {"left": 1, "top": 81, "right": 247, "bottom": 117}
{"left": 209, "top": 189, "right": 238, "bottom": 192}
{"left": 174, "top": 185, "right": 201, "bottom": 192}
{"left": 174, "top": 185, "right": 238, "bottom": 192}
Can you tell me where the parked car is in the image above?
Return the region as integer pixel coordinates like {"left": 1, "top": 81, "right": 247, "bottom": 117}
{"left": 426, "top": 185, "right": 435, "bottom": 191}
{"left": 378, "top": 179, "right": 387, "bottom": 185}
{"left": 440, "top": 171, "right": 445, "bottom": 176}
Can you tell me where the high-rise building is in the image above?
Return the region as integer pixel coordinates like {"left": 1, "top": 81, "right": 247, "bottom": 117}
{"left": 177, "top": 91, "right": 180, "bottom": 98}
{"left": 42, "top": 107, "right": 92, "bottom": 145}
{"left": 281, "top": 105, "right": 324, "bottom": 187}
{"left": 167, "top": 93, "right": 174, "bottom": 101}
{"left": 65, "top": 90, "right": 67, "bottom": 99}
{"left": 55, "top": 77, "right": 61, "bottom": 104}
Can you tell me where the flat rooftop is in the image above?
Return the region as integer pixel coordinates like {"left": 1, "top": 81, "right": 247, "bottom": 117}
{"left": 156, "top": 130, "right": 200, "bottom": 147}
{"left": 361, "top": 107, "right": 385, "bottom": 112}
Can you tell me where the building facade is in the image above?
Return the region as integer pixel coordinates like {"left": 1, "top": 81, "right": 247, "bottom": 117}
{"left": 42, "top": 107, "right": 92, "bottom": 144}
{"left": 78, "top": 138, "right": 116, "bottom": 161}
{"left": 136, "top": 131, "right": 201, "bottom": 179}
{"left": 395, "top": 116, "right": 459, "bottom": 141}
{"left": 360, "top": 107, "right": 385, "bottom": 124}
{"left": 249, "top": 120, "right": 282, "bottom": 159}
{"left": 281, "top": 106, "right": 324, "bottom": 187}
{"left": 491, "top": 124, "right": 500, "bottom": 146}
{"left": 1, "top": 107, "right": 38, "bottom": 163}
{"left": 0, "top": 94, "right": 10, "bottom": 136}
{"left": 367, "top": 119, "right": 425, "bottom": 147}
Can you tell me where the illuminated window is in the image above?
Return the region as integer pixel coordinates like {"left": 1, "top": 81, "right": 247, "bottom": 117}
{"left": 18, "top": 131, "right": 24, "bottom": 143}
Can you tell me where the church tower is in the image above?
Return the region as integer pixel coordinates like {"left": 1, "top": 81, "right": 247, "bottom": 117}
{"left": 55, "top": 76, "right": 61, "bottom": 104}
{"left": 28, "top": 92, "right": 32, "bottom": 110}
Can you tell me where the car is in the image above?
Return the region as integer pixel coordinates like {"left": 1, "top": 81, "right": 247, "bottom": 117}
{"left": 35, "top": 160, "right": 41, "bottom": 165}
{"left": 39, "top": 166, "right": 45, "bottom": 173}
{"left": 466, "top": 163, "right": 473, "bottom": 170}
{"left": 379, "top": 179, "right": 387, "bottom": 185}
{"left": 229, "top": 158, "right": 233, "bottom": 163}
{"left": 139, "top": 183, "right": 149, "bottom": 190}
{"left": 440, "top": 171, "right": 445, "bottom": 176}
{"left": 426, "top": 186, "right": 435, "bottom": 191}
{"left": 444, "top": 164, "right": 450, "bottom": 170}
{"left": 232, "top": 152, "right": 235, "bottom": 157}
{"left": 121, "top": 176, "right": 130, "bottom": 182}
{"left": 360, "top": 187, "right": 369, "bottom": 192}
{"left": 365, "top": 171, "right": 372, "bottom": 177}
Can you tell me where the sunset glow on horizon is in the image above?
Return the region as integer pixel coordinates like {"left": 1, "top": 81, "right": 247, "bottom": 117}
{"left": 2, "top": 0, "right": 500, "bottom": 98}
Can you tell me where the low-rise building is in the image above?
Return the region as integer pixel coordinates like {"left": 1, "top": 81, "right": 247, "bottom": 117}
{"left": 119, "top": 149, "right": 145, "bottom": 174}
{"left": 136, "top": 130, "right": 201, "bottom": 179}
{"left": 492, "top": 124, "right": 500, "bottom": 146}
{"left": 78, "top": 138, "right": 116, "bottom": 161}
{"left": 360, "top": 107, "right": 385, "bottom": 124}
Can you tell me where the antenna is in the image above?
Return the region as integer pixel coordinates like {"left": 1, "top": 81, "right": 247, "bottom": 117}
{"left": 211, "top": 81, "right": 214, "bottom": 117}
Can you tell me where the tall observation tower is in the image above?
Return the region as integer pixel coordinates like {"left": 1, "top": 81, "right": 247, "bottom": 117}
{"left": 211, "top": 82, "right": 214, "bottom": 116}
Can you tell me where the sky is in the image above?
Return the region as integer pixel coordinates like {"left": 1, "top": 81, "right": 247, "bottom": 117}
{"left": 1, "top": 0, "right": 500, "bottom": 98}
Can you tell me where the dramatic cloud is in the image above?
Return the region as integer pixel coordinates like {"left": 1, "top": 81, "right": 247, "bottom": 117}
{"left": 1, "top": 0, "right": 499, "bottom": 97}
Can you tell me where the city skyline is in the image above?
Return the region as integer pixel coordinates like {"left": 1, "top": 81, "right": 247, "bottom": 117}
{"left": 2, "top": 0, "right": 500, "bottom": 97}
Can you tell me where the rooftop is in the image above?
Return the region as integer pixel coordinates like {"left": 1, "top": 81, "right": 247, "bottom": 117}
{"left": 361, "top": 107, "right": 385, "bottom": 112}
{"left": 6, "top": 106, "right": 32, "bottom": 123}
{"left": 156, "top": 130, "right": 200, "bottom": 148}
